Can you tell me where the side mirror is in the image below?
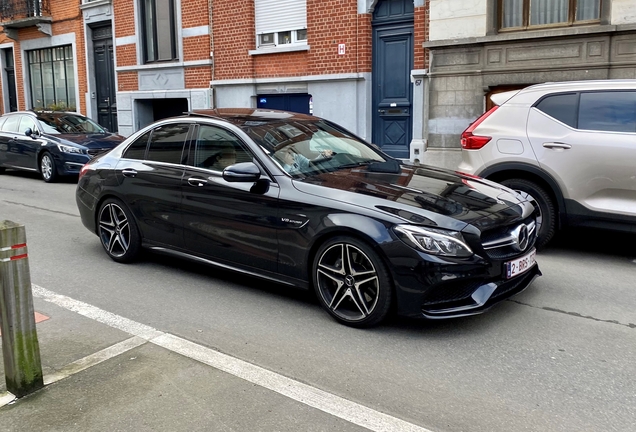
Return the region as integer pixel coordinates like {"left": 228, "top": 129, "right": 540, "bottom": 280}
{"left": 222, "top": 162, "right": 262, "bottom": 183}
{"left": 25, "top": 128, "right": 39, "bottom": 139}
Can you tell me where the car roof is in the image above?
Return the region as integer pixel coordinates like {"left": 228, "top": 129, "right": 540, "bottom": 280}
{"left": 500, "top": 79, "right": 636, "bottom": 106}
{"left": 185, "top": 108, "right": 320, "bottom": 127}
{"left": 1, "top": 110, "right": 83, "bottom": 118}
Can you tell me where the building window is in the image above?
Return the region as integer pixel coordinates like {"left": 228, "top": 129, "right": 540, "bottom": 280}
{"left": 141, "top": 0, "right": 177, "bottom": 63}
{"left": 255, "top": 0, "right": 307, "bottom": 49}
{"left": 500, "top": 0, "right": 601, "bottom": 31}
{"left": 28, "top": 46, "right": 76, "bottom": 111}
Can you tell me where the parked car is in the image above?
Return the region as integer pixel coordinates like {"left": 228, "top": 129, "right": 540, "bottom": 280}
{"left": 0, "top": 110, "right": 125, "bottom": 182}
{"left": 459, "top": 79, "right": 636, "bottom": 248}
{"left": 77, "top": 109, "right": 540, "bottom": 327}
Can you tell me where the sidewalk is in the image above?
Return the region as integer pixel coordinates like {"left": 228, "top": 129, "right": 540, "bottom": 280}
{"left": 0, "top": 285, "right": 427, "bottom": 432}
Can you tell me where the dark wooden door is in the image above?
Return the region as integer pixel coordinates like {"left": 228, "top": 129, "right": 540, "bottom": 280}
{"left": 372, "top": 0, "right": 414, "bottom": 159}
{"left": 93, "top": 26, "right": 117, "bottom": 132}
{"left": 4, "top": 48, "right": 17, "bottom": 112}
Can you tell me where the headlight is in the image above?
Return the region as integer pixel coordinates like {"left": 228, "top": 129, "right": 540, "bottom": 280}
{"left": 57, "top": 144, "right": 85, "bottom": 154}
{"left": 394, "top": 225, "right": 473, "bottom": 257}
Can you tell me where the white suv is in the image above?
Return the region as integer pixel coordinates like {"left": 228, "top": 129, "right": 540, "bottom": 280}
{"left": 458, "top": 80, "right": 636, "bottom": 248}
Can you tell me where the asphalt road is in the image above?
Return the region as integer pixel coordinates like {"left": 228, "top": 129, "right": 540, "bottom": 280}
{"left": 1, "top": 170, "right": 635, "bottom": 432}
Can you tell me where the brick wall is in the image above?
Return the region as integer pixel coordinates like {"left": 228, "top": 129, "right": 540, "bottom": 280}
{"left": 185, "top": 67, "right": 212, "bottom": 88}
{"left": 213, "top": 0, "right": 256, "bottom": 80}
{"left": 213, "top": 0, "right": 372, "bottom": 80}
{"left": 118, "top": 72, "right": 139, "bottom": 92}
{"left": 306, "top": 0, "right": 363, "bottom": 75}
{"left": 114, "top": 0, "right": 135, "bottom": 38}
{"left": 414, "top": 2, "right": 430, "bottom": 69}
{"left": 182, "top": 0, "right": 210, "bottom": 28}
{"left": 184, "top": 36, "right": 211, "bottom": 62}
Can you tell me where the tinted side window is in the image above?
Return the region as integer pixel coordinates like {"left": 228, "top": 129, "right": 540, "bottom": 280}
{"left": 146, "top": 124, "right": 190, "bottom": 164}
{"left": 2, "top": 115, "right": 22, "bottom": 133}
{"left": 123, "top": 131, "right": 151, "bottom": 160}
{"left": 190, "top": 124, "right": 253, "bottom": 171}
{"left": 535, "top": 93, "right": 578, "bottom": 128}
{"left": 578, "top": 91, "right": 636, "bottom": 133}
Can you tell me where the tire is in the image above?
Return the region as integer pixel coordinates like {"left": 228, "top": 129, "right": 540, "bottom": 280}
{"left": 97, "top": 198, "right": 142, "bottom": 263}
{"left": 39, "top": 152, "right": 58, "bottom": 183}
{"left": 501, "top": 178, "right": 556, "bottom": 249}
{"left": 312, "top": 236, "right": 392, "bottom": 328}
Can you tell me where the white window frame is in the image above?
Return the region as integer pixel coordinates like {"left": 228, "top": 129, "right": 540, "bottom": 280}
{"left": 254, "top": 0, "right": 308, "bottom": 52}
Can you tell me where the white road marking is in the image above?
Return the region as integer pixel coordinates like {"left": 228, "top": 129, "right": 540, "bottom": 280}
{"left": 43, "top": 337, "right": 146, "bottom": 386}
{"left": 0, "top": 392, "right": 16, "bottom": 407}
{"left": 31, "top": 285, "right": 434, "bottom": 432}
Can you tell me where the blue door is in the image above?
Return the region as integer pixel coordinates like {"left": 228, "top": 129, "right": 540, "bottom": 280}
{"left": 372, "top": 0, "right": 414, "bottom": 159}
{"left": 257, "top": 94, "right": 311, "bottom": 115}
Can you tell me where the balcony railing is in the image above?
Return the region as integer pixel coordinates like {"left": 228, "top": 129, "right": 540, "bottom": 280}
{"left": 0, "top": 0, "right": 51, "bottom": 23}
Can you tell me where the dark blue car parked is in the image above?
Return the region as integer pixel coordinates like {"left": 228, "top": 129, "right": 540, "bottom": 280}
{"left": 0, "top": 110, "right": 124, "bottom": 182}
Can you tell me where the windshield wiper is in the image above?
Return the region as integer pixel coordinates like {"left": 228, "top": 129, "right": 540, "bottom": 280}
{"left": 337, "top": 160, "right": 379, "bottom": 169}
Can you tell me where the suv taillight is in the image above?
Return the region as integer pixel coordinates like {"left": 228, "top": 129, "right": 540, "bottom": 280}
{"left": 461, "top": 105, "right": 499, "bottom": 150}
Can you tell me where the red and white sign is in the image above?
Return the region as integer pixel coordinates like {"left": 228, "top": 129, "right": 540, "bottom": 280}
{"left": 338, "top": 44, "right": 346, "bottom": 55}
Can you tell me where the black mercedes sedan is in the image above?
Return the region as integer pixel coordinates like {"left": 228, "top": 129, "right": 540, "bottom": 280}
{"left": 0, "top": 110, "right": 124, "bottom": 182}
{"left": 76, "top": 109, "right": 540, "bottom": 327}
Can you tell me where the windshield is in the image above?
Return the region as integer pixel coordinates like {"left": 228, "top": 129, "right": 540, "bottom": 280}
{"left": 242, "top": 119, "right": 389, "bottom": 177}
{"left": 37, "top": 113, "right": 107, "bottom": 134}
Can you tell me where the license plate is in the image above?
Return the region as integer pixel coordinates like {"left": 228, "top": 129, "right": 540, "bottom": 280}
{"left": 506, "top": 249, "right": 536, "bottom": 279}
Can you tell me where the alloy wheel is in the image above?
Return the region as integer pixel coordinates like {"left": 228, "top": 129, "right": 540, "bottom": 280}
{"left": 98, "top": 203, "right": 131, "bottom": 258}
{"left": 316, "top": 243, "right": 380, "bottom": 322}
{"left": 40, "top": 154, "right": 53, "bottom": 180}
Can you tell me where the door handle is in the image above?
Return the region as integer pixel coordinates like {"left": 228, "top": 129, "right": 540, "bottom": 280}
{"left": 188, "top": 177, "right": 208, "bottom": 187}
{"left": 378, "top": 109, "right": 386, "bottom": 114}
{"left": 122, "top": 168, "right": 137, "bottom": 177}
{"left": 543, "top": 142, "right": 572, "bottom": 150}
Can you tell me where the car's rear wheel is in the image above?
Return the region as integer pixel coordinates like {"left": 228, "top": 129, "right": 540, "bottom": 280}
{"left": 39, "top": 152, "right": 58, "bottom": 183}
{"left": 312, "top": 236, "right": 392, "bottom": 328}
{"left": 97, "top": 198, "right": 141, "bottom": 263}
{"left": 501, "top": 178, "right": 556, "bottom": 249}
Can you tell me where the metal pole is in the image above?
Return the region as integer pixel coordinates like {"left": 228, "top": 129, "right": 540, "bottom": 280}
{"left": 0, "top": 220, "right": 43, "bottom": 398}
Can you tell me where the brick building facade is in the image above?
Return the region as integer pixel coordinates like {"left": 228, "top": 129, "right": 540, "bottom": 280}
{"left": 0, "top": 0, "right": 430, "bottom": 161}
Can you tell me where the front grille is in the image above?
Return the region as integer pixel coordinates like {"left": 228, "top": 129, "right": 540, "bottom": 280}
{"left": 481, "top": 216, "right": 536, "bottom": 260}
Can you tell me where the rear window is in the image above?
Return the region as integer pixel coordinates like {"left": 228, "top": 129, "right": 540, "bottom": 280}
{"left": 123, "top": 131, "right": 151, "bottom": 160}
{"left": 535, "top": 93, "right": 578, "bottom": 128}
{"left": 578, "top": 91, "right": 636, "bottom": 133}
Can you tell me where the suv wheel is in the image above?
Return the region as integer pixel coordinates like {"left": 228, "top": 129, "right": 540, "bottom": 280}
{"left": 501, "top": 179, "right": 555, "bottom": 249}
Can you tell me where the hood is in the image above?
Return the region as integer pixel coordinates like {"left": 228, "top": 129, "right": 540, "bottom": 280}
{"left": 47, "top": 133, "right": 125, "bottom": 149}
{"left": 293, "top": 163, "right": 532, "bottom": 230}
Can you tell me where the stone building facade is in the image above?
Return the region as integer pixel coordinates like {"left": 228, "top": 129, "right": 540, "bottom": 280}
{"left": 422, "top": 0, "right": 636, "bottom": 169}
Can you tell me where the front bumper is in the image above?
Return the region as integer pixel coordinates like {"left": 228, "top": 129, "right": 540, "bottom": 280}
{"left": 385, "top": 241, "right": 541, "bottom": 319}
{"left": 53, "top": 152, "right": 91, "bottom": 176}
{"left": 419, "top": 265, "right": 541, "bottom": 319}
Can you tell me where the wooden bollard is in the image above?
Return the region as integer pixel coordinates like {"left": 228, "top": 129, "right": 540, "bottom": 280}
{"left": 0, "top": 220, "right": 43, "bottom": 397}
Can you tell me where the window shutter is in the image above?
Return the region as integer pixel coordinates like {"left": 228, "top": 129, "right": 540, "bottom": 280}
{"left": 255, "top": 0, "right": 307, "bottom": 34}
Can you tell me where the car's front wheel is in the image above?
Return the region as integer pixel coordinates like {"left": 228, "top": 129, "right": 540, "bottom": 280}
{"left": 39, "top": 152, "right": 58, "bottom": 183}
{"left": 312, "top": 236, "right": 392, "bottom": 328}
{"left": 501, "top": 178, "right": 556, "bottom": 249}
{"left": 97, "top": 198, "right": 141, "bottom": 263}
